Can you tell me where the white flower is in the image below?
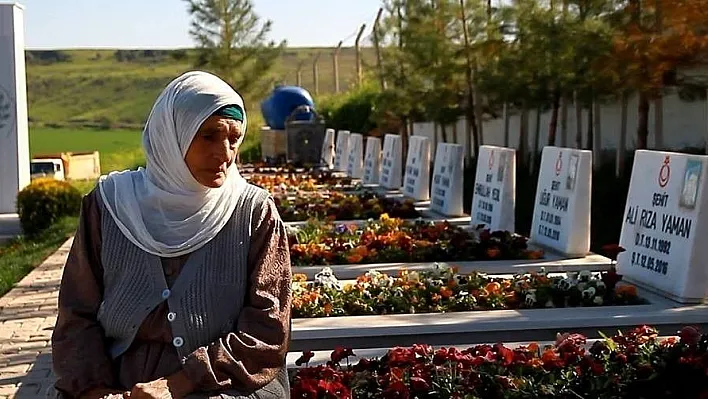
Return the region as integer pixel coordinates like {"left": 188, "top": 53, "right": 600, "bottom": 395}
{"left": 576, "top": 282, "right": 588, "bottom": 292}
{"left": 557, "top": 278, "right": 573, "bottom": 291}
{"left": 525, "top": 292, "right": 537, "bottom": 306}
{"left": 315, "top": 267, "right": 341, "bottom": 290}
{"left": 579, "top": 270, "right": 592, "bottom": 282}
{"left": 538, "top": 267, "right": 547, "bottom": 277}
{"left": 582, "top": 287, "right": 596, "bottom": 299}
{"left": 593, "top": 296, "right": 604, "bottom": 306}
{"left": 596, "top": 281, "right": 606, "bottom": 290}
{"left": 567, "top": 271, "right": 579, "bottom": 281}
{"left": 409, "top": 271, "right": 421, "bottom": 283}
{"left": 459, "top": 291, "right": 469, "bottom": 297}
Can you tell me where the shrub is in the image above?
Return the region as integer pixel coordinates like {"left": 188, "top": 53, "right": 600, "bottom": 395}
{"left": 17, "top": 178, "right": 82, "bottom": 237}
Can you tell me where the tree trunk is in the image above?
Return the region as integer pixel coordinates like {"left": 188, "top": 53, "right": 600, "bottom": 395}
{"left": 519, "top": 104, "right": 529, "bottom": 167}
{"left": 503, "top": 103, "right": 510, "bottom": 147}
{"left": 452, "top": 121, "right": 459, "bottom": 144}
{"left": 474, "top": 64, "right": 484, "bottom": 146}
{"left": 593, "top": 100, "right": 602, "bottom": 170}
{"left": 459, "top": 0, "right": 480, "bottom": 156}
{"left": 637, "top": 92, "right": 650, "bottom": 149}
{"left": 372, "top": 8, "right": 386, "bottom": 90}
{"left": 574, "top": 91, "right": 583, "bottom": 149}
{"left": 654, "top": 97, "right": 664, "bottom": 149}
{"left": 532, "top": 107, "right": 542, "bottom": 170}
{"left": 440, "top": 124, "right": 449, "bottom": 144}
{"left": 548, "top": 89, "right": 561, "bottom": 145}
{"left": 616, "top": 91, "right": 629, "bottom": 178}
{"left": 560, "top": 95, "right": 568, "bottom": 147}
{"left": 586, "top": 99, "right": 594, "bottom": 150}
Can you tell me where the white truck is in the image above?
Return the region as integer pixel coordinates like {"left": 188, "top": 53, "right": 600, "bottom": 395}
{"left": 30, "top": 158, "right": 65, "bottom": 181}
{"left": 30, "top": 151, "right": 101, "bottom": 181}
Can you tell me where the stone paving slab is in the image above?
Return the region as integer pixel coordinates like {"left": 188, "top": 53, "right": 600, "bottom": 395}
{"left": 0, "top": 238, "right": 72, "bottom": 399}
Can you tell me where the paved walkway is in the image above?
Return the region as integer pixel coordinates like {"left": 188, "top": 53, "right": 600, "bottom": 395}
{"left": 0, "top": 238, "right": 72, "bottom": 399}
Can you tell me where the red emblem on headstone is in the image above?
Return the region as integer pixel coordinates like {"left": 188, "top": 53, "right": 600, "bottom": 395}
{"left": 658, "top": 156, "right": 671, "bottom": 188}
{"left": 555, "top": 152, "right": 563, "bottom": 176}
{"left": 488, "top": 150, "right": 494, "bottom": 170}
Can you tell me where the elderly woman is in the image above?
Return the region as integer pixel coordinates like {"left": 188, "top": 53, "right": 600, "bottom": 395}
{"left": 51, "top": 71, "right": 292, "bottom": 399}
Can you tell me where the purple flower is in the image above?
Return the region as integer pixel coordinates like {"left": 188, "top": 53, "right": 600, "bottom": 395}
{"left": 335, "top": 224, "right": 347, "bottom": 234}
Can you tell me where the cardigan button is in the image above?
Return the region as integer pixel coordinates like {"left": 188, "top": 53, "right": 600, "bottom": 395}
{"left": 167, "top": 312, "right": 176, "bottom": 322}
{"left": 161, "top": 289, "right": 171, "bottom": 299}
{"left": 172, "top": 336, "right": 184, "bottom": 348}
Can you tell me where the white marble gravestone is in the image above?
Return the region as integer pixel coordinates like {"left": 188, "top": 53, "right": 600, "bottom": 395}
{"left": 617, "top": 150, "right": 708, "bottom": 303}
{"left": 430, "top": 143, "right": 464, "bottom": 216}
{"left": 0, "top": 3, "right": 30, "bottom": 215}
{"left": 380, "top": 134, "right": 403, "bottom": 190}
{"left": 321, "top": 128, "right": 335, "bottom": 168}
{"left": 333, "top": 130, "right": 350, "bottom": 172}
{"left": 470, "top": 145, "right": 516, "bottom": 232}
{"left": 402, "top": 136, "right": 431, "bottom": 201}
{"left": 530, "top": 146, "right": 592, "bottom": 256}
{"left": 346, "top": 133, "right": 364, "bottom": 179}
{"left": 363, "top": 137, "right": 382, "bottom": 184}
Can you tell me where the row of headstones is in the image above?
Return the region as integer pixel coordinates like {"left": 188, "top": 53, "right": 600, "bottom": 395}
{"left": 321, "top": 129, "right": 707, "bottom": 304}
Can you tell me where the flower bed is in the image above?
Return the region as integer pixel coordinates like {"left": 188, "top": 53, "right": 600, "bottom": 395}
{"left": 290, "top": 325, "right": 708, "bottom": 398}
{"left": 247, "top": 172, "right": 356, "bottom": 193}
{"left": 291, "top": 264, "right": 643, "bottom": 318}
{"left": 288, "top": 215, "right": 539, "bottom": 266}
{"left": 278, "top": 193, "right": 421, "bottom": 222}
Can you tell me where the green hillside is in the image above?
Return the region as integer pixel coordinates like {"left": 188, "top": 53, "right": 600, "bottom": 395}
{"left": 26, "top": 48, "right": 376, "bottom": 129}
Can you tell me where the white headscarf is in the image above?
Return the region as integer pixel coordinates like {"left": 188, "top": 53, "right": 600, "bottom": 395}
{"left": 98, "top": 71, "right": 248, "bottom": 258}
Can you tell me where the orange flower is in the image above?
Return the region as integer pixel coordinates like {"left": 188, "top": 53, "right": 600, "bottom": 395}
{"left": 440, "top": 286, "right": 453, "bottom": 299}
{"left": 541, "top": 349, "right": 559, "bottom": 363}
{"left": 324, "top": 303, "right": 333, "bottom": 316}
{"left": 485, "top": 282, "right": 501, "bottom": 294}
{"left": 431, "top": 294, "right": 442, "bottom": 303}
{"left": 616, "top": 285, "right": 638, "bottom": 297}
{"left": 347, "top": 254, "right": 364, "bottom": 264}
{"left": 398, "top": 268, "right": 409, "bottom": 278}
{"left": 527, "top": 342, "right": 540, "bottom": 354}
{"left": 293, "top": 273, "right": 308, "bottom": 282}
{"left": 501, "top": 280, "right": 512, "bottom": 290}
{"left": 447, "top": 279, "right": 457, "bottom": 288}
{"left": 527, "top": 250, "right": 544, "bottom": 260}
{"left": 486, "top": 248, "right": 501, "bottom": 258}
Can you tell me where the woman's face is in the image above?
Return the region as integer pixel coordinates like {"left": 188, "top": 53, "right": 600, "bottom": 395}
{"left": 184, "top": 115, "right": 243, "bottom": 188}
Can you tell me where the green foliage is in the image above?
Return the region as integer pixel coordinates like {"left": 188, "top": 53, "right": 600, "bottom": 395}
{"left": 0, "top": 216, "right": 77, "bottom": 297}
{"left": 17, "top": 179, "right": 83, "bottom": 237}
{"left": 318, "top": 82, "right": 380, "bottom": 134}
{"left": 184, "top": 0, "right": 286, "bottom": 99}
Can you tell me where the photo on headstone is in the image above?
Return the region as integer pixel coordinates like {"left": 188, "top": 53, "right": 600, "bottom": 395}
{"left": 566, "top": 153, "right": 579, "bottom": 191}
{"left": 497, "top": 152, "right": 506, "bottom": 182}
{"left": 680, "top": 159, "right": 702, "bottom": 210}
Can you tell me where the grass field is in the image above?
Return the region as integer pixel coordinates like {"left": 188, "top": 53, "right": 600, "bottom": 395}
{"left": 27, "top": 47, "right": 375, "bottom": 129}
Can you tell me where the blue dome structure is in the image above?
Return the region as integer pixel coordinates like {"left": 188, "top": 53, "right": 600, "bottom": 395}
{"left": 260, "top": 85, "right": 316, "bottom": 130}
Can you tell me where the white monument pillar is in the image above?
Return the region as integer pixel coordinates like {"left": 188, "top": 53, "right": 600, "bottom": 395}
{"left": 0, "top": 3, "right": 30, "bottom": 215}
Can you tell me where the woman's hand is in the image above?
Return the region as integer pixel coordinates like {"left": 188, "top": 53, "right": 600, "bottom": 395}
{"left": 127, "top": 371, "right": 195, "bottom": 399}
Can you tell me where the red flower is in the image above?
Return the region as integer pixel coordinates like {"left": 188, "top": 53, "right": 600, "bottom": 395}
{"left": 295, "top": 350, "right": 315, "bottom": 366}
{"left": 388, "top": 347, "right": 416, "bottom": 366}
{"left": 679, "top": 326, "right": 702, "bottom": 346}
{"left": 331, "top": 346, "right": 355, "bottom": 363}
{"left": 410, "top": 376, "right": 430, "bottom": 391}
{"left": 383, "top": 380, "right": 410, "bottom": 399}
{"left": 317, "top": 380, "right": 351, "bottom": 398}
{"left": 601, "top": 267, "right": 623, "bottom": 290}
{"left": 601, "top": 244, "right": 626, "bottom": 261}
{"left": 291, "top": 379, "right": 318, "bottom": 398}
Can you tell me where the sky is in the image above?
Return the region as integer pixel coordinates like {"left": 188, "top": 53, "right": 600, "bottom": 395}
{"left": 11, "top": 0, "right": 383, "bottom": 49}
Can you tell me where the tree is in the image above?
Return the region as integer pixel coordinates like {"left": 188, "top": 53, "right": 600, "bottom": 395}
{"left": 184, "top": 0, "right": 286, "bottom": 98}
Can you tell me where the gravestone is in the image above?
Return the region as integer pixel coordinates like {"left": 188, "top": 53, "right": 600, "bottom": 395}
{"left": 617, "top": 150, "right": 708, "bottom": 303}
{"left": 470, "top": 145, "right": 516, "bottom": 232}
{"left": 346, "top": 133, "right": 364, "bottom": 179}
{"left": 333, "top": 130, "right": 350, "bottom": 172}
{"left": 321, "top": 128, "right": 335, "bottom": 168}
{"left": 380, "top": 134, "right": 403, "bottom": 190}
{"left": 403, "top": 136, "right": 431, "bottom": 201}
{"left": 0, "top": 3, "right": 30, "bottom": 215}
{"left": 530, "top": 146, "right": 592, "bottom": 256}
{"left": 363, "top": 137, "right": 382, "bottom": 184}
{"left": 430, "top": 143, "right": 464, "bottom": 216}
